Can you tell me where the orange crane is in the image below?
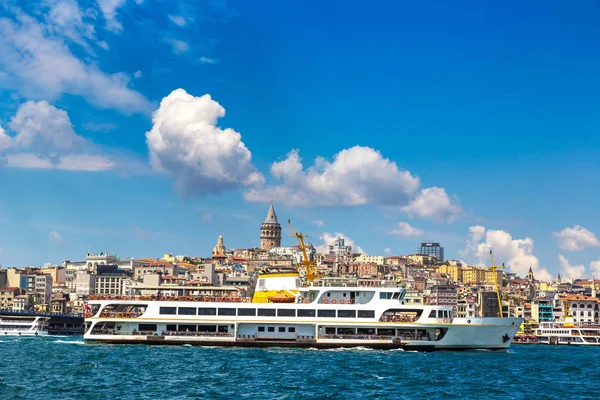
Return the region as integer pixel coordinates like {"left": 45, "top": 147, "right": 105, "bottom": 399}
{"left": 288, "top": 219, "right": 324, "bottom": 283}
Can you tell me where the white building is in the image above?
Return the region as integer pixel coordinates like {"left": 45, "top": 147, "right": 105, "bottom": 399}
{"left": 76, "top": 271, "right": 97, "bottom": 297}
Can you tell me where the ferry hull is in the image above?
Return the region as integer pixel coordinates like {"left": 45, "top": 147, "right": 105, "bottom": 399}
{"left": 0, "top": 330, "right": 49, "bottom": 337}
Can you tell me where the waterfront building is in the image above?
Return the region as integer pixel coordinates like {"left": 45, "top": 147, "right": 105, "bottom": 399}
{"left": 12, "top": 294, "right": 31, "bottom": 312}
{"left": 76, "top": 270, "right": 97, "bottom": 297}
{"left": 95, "top": 268, "right": 131, "bottom": 296}
{"left": 484, "top": 269, "right": 504, "bottom": 286}
{"left": 562, "top": 294, "right": 600, "bottom": 325}
{"left": 0, "top": 287, "right": 22, "bottom": 309}
{"left": 428, "top": 285, "right": 459, "bottom": 312}
{"left": 531, "top": 298, "right": 553, "bottom": 323}
{"left": 7, "top": 268, "right": 26, "bottom": 289}
{"left": 260, "top": 200, "right": 282, "bottom": 250}
{"left": 402, "top": 288, "right": 424, "bottom": 306}
{"left": 478, "top": 291, "right": 500, "bottom": 317}
{"left": 39, "top": 265, "right": 66, "bottom": 286}
{"left": 456, "top": 297, "right": 476, "bottom": 318}
{"left": 134, "top": 259, "right": 178, "bottom": 280}
{"left": 0, "top": 269, "right": 7, "bottom": 288}
{"left": 418, "top": 242, "right": 444, "bottom": 263}
{"left": 25, "top": 274, "right": 52, "bottom": 305}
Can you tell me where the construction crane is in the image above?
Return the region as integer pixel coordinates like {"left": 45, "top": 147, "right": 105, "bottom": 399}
{"left": 489, "top": 250, "right": 504, "bottom": 318}
{"left": 288, "top": 219, "right": 323, "bottom": 283}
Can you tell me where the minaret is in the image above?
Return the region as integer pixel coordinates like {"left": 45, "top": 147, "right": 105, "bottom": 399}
{"left": 527, "top": 266, "right": 534, "bottom": 282}
{"left": 260, "top": 199, "right": 282, "bottom": 250}
{"left": 592, "top": 277, "right": 597, "bottom": 299}
{"left": 557, "top": 273, "right": 561, "bottom": 285}
{"left": 212, "top": 235, "right": 226, "bottom": 257}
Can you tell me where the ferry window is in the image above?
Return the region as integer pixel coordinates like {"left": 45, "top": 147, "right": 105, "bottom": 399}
{"left": 258, "top": 308, "right": 276, "bottom": 317}
{"left": 278, "top": 327, "right": 286, "bottom": 332}
{"left": 268, "top": 327, "right": 275, "bottom": 332}
{"left": 198, "top": 307, "right": 217, "bottom": 316}
{"left": 358, "top": 310, "right": 375, "bottom": 318}
{"left": 258, "top": 326, "right": 265, "bottom": 332}
{"left": 443, "top": 311, "right": 449, "bottom": 318}
{"left": 238, "top": 308, "right": 256, "bottom": 316}
{"left": 428, "top": 310, "right": 436, "bottom": 318}
{"left": 318, "top": 310, "right": 336, "bottom": 318}
{"left": 392, "top": 293, "right": 400, "bottom": 299}
{"left": 325, "top": 327, "right": 336, "bottom": 334}
{"left": 218, "top": 308, "right": 236, "bottom": 316}
{"left": 160, "top": 307, "right": 176, "bottom": 315}
{"left": 166, "top": 324, "right": 177, "bottom": 331}
{"left": 138, "top": 324, "right": 157, "bottom": 331}
{"left": 178, "top": 307, "right": 197, "bottom": 315}
{"left": 380, "top": 292, "right": 393, "bottom": 299}
{"left": 277, "top": 309, "right": 295, "bottom": 317}
{"left": 288, "top": 327, "right": 296, "bottom": 332}
{"left": 338, "top": 310, "right": 356, "bottom": 318}
{"left": 297, "top": 309, "right": 316, "bottom": 317}
{"left": 343, "top": 293, "right": 347, "bottom": 297}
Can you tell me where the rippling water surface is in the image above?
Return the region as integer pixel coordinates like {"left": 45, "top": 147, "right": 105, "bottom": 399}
{"left": 0, "top": 337, "right": 598, "bottom": 399}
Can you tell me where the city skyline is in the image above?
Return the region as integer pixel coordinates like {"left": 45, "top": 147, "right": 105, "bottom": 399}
{"left": 1, "top": 1, "right": 600, "bottom": 280}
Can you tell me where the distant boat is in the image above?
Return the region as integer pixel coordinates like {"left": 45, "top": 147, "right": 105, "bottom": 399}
{"left": 0, "top": 315, "right": 49, "bottom": 336}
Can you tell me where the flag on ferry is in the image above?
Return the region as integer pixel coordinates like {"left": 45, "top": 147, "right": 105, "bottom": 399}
{"left": 84, "top": 303, "right": 91, "bottom": 310}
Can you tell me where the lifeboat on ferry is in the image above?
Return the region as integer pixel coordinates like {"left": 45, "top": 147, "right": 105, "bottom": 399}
{"left": 267, "top": 294, "right": 295, "bottom": 303}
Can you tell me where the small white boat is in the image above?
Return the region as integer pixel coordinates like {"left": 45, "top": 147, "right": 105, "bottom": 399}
{"left": 0, "top": 316, "right": 50, "bottom": 336}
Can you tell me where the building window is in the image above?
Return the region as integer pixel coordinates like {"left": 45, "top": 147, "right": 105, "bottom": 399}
{"left": 258, "top": 326, "right": 265, "bottom": 332}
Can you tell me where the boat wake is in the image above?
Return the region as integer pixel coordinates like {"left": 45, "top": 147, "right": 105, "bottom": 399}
{"left": 54, "top": 340, "right": 85, "bottom": 345}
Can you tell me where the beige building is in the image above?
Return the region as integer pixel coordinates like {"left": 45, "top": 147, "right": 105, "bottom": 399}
{"left": 462, "top": 266, "right": 486, "bottom": 284}
{"left": 0, "top": 287, "right": 22, "bottom": 309}
{"left": 437, "top": 265, "right": 463, "bottom": 283}
{"left": 353, "top": 254, "right": 385, "bottom": 265}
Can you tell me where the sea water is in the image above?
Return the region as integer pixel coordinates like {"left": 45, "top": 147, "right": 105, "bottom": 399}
{"left": 0, "top": 337, "right": 598, "bottom": 399}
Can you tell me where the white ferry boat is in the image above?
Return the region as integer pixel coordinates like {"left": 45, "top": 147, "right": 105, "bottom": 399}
{"left": 535, "top": 321, "right": 600, "bottom": 345}
{"left": 84, "top": 273, "right": 522, "bottom": 350}
{"left": 0, "top": 315, "right": 49, "bottom": 336}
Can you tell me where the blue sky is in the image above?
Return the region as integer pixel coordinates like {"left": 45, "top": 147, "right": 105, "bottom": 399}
{"left": 1, "top": 0, "right": 600, "bottom": 281}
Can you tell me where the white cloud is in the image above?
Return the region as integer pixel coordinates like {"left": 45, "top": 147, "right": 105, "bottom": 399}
{"left": 96, "top": 0, "right": 127, "bottom": 32}
{"left": 201, "top": 212, "right": 214, "bottom": 222}
{"left": 0, "top": 9, "right": 151, "bottom": 114}
{"left": 553, "top": 225, "right": 600, "bottom": 252}
{"left": 383, "top": 247, "right": 391, "bottom": 255}
{"left": 146, "top": 88, "right": 264, "bottom": 196}
{"left": 166, "top": 38, "right": 190, "bottom": 54}
{"left": 312, "top": 220, "right": 325, "bottom": 227}
{"left": 133, "top": 70, "right": 143, "bottom": 79}
{"left": 98, "top": 40, "right": 109, "bottom": 50}
{"left": 590, "top": 259, "right": 600, "bottom": 278}
{"left": 0, "top": 101, "right": 117, "bottom": 172}
{"left": 48, "top": 230, "right": 63, "bottom": 243}
{"left": 462, "top": 225, "right": 552, "bottom": 281}
{"left": 245, "top": 147, "right": 420, "bottom": 207}
{"left": 558, "top": 255, "right": 586, "bottom": 280}
{"left": 200, "top": 56, "right": 218, "bottom": 64}
{"left": 390, "top": 222, "right": 424, "bottom": 237}
{"left": 168, "top": 14, "right": 187, "bottom": 27}
{"left": 317, "top": 232, "right": 364, "bottom": 254}
{"left": 402, "top": 187, "right": 463, "bottom": 223}
{"left": 45, "top": 0, "right": 97, "bottom": 50}
{"left": 459, "top": 225, "right": 485, "bottom": 258}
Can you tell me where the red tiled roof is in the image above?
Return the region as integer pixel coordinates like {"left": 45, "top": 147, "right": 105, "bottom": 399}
{"left": 0, "top": 287, "right": 19, "bottom": 292}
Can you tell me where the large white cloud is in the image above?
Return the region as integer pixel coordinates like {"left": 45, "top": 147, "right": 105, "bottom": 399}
{"left": 0, "top": 8, "right": 151, "bottom": 114}
{"left": 462, "top": 225, "right": 552, "bottom": 281}
{"left": 146, "top": 88, "right": 264, "bottom": 195}
{"left": 553, "top": 225, "right": 600, "bottom": 252}
{"left": 96, "top": 0, "right": 127, "bottom": 32}
{"left": 402, "top": 187, "right": 463, "bottom": 223}
{"left": 245, "top": 147, "right": 421, "bottom": 207}
{"left": 390, "top": 222, "right": 424, "bottom": 237}
{"left": 316, "top": 232, "right": 364, "bottom": 254}
{"left": 0, "top": 100, "right": 117, "bottom": 171}
{"left": 558, "top": 255, "right": 586, "bottom": 280}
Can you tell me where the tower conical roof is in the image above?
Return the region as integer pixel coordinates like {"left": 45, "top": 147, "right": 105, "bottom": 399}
{"left": 263, "top": 199, "right": 279, "bottom": 224}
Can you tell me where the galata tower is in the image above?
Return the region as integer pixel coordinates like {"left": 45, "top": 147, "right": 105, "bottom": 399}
{"left": 260, "top": 199, "right": 282, "bottom": 250}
